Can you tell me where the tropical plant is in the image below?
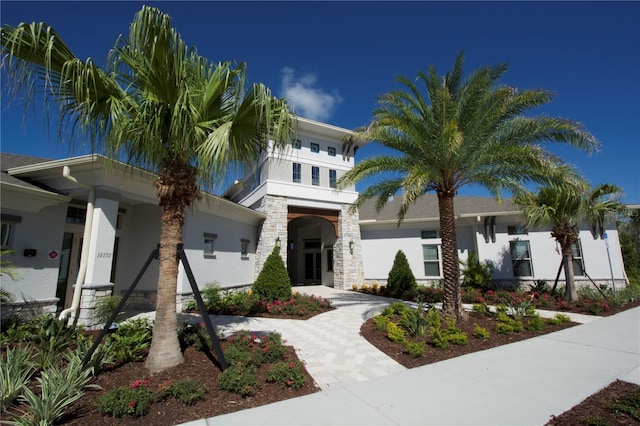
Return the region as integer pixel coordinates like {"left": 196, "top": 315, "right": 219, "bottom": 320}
{"left": 387, "top": 250, "right": 417, "bottom": 298}
{"left": 93, "top": 295, "right": 123, "bottom": 326}
{"left": 252, "top": 246, "right": 292, "bottom": 301}
{"left": 515, "top": 183, "right": 626, "bottom": 300}
{"left": 460, "top": 251, "right": 493, "bottom": 290}
{"left": 0, "top": 346, "right": 35, "bottom": 410}
{"left": 338, "top": 51, "right": 598, "bottom": 320}
{"left": 9, "top": 357, "right": 99, "bottom": 425}
{"left": 1, "top": 6, "right": 294, "bottom": 372}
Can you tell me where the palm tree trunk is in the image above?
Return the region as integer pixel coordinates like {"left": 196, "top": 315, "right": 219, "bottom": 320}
{"left": 562, "top": 243, "right": 578, "bottom": 301}
{"left": 438, "top": 191, "right": 466, "bottom": 321}
{"left": 145, "top": 203, "right": 185, "bottom": 372}
{"left": 145, "top": 161, "right": 198, "bottom": 372}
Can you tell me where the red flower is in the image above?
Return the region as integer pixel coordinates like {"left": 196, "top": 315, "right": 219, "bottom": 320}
{"left": 128, "top": 400, "right": 136, "bottom": 410}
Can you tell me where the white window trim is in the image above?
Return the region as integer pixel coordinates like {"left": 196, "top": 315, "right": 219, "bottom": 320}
{"left": 203, "top": 233, "right": 217, "bottom": 258}
{"left": 510, "top": 240, "right": 534, "bottom": 277}
{"left": 241, "top": 239, "right": 250, "bottom": 258}
{"left": 422, "top": 244, "right": 442, "bottom": 278}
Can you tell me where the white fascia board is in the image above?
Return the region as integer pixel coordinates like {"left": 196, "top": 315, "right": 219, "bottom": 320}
{"left": 1, "top": 182, "right": 71, "bottom": 213}
{"left": 7, "top": 154, "right": 99, "bottom": 176}
{"left": 360, "top": 210, "right": 523, "bottom": 228}
{"left": 196, "top": 193, "right": 266, "bottom": 225}
{"left": 1, "top": 181, "right": 71, "bottom": 202}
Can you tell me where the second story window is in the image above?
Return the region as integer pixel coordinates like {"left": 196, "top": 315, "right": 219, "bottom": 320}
{"left": 312, "top": 166, "right": 320, "bottom": 186}
{"left": 329, "top": 169, "right": 337, "bottom": 188}
{"left": 310, "top": 143, "right": 320, "bottom": 153}
{"left": 292, "top": 139, "right": 301, "bottom": 149}
{"left": 328, "top": 146, "right": 336, "bottom": 157}
{"left": 293, "top": 163, "right": 301, "bottom": 183}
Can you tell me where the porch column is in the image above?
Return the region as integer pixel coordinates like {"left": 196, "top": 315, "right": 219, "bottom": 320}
{"left": 78, "top": 190, "right": 120, "bottom": 326}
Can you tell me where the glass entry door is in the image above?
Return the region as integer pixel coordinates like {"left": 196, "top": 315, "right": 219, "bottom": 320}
{"left": 304, "top": 252, "right": 322, "bottom": 283}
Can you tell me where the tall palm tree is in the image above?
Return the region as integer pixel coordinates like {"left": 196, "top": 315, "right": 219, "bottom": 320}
{"left": 338, "top": 52, "right": 598, "bottom": 320}
{"left": 1, "top": 6, "right": 294, "bottom": 372}
{"left": 515, "top": 183, "right": 625, "bottom": 300}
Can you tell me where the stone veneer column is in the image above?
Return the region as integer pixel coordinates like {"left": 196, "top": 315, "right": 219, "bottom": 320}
{"left": 334, "top": 205, "right": 364, "bottom": 290}
{"left": 255, "top": 195, "right": 288, "bottom": 277}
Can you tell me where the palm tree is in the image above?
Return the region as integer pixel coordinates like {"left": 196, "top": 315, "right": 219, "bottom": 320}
{"left": 338, "top": 52, "right": 598, "bottom": 320}
{"left": 515, "top": 183, "right": 625, "bottom": 300}
{"left": 1, "top": 6, "right": 294, "bottom": 372}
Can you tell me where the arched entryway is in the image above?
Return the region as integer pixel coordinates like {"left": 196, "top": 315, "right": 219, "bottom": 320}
{"left": 287, "top": 212, "right": 337, "bottom": 286}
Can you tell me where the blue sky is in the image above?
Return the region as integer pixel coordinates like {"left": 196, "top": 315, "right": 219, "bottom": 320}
{"left": 1, "top": 1, "right": 639, "bottom": 203}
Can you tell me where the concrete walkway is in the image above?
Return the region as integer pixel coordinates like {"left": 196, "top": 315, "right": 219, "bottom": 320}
{"left": 173, "top": 286, "right": 639, "bottom": 425}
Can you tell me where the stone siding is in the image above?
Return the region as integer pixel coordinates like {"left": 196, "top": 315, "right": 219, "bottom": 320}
{"left": 255, "top": 195, "right": 288, "bottom": 277}
{"left": 333, "top": 205, "right": 364, "bottom": 290}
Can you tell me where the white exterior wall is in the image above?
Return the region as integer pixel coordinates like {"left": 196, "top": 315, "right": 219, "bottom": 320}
{"left": 113, "top": 203, "right": 161, "bottom": 293}
{"left": 361, "top": 224, "right": 471, "bottom": 284}
{"left": 179, "top": 208, "right": 258, "bottom": 292}
{"left": 1, "top": 204, "right": 67, "bottom": 304}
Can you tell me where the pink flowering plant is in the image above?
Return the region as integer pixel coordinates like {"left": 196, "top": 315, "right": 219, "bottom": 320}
{"left": 96, "top": 379, "right": 154, "bottom": 417}
{"left": 266, "top": 361, "right": 307, "bottom": 390}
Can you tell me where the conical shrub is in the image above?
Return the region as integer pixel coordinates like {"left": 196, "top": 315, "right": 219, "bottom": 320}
{"left": 252, "top": 247, "right": 292, "bottom": 301}
{"left": 387, "top": 250, "right": 417, "bottom": 298}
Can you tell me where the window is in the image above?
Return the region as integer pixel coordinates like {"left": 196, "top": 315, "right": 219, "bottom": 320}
{"left": 241, "top": 239, "right": 250, "bottom": 257}
{"left": 1, "top": 223, "right": 14, "bottom": 248}
{"left": 292, "top": 139, "right": 301, "bottom": 149}
{"left": 0, "top": 214, "right": 21, "bottom": 248}
{"left": 421, "top": 230, "right": 438, "bottom": 239}
{"left": 572, "top": 241, "right": 585, "bottom": 276}
{"left": 328, "top": 146, "right": 336, "bottom": 157}
{"left": 327, "top": 248, "right": 334, "bottom": 272}
{"left": 292, "top": 163, "right": 301, "bottom": 183}
{"left": 66, "top": 206, "right": 86, "bottom": 224}
{"left": 510, "top": 240, "right": 533, "bottom": 276}
{"left": 310, "top": 142, "right": 320, "bottom": 153}
{"left": 508, "top": 226, "right": 528, "bottom": 235}
{"left": 423, "top": 244, "right": 441, "bottom": 277}
{"left": 203, "top": 233, "right": 217, "bottom": 256}
{"left": 312, "top": 166, "right": 320, "bottom": 186}
{"left": 329, "top": 169, "right": 337, "bottom": 188}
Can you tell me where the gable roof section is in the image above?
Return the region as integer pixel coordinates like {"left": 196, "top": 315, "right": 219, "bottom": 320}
{"left": 1, "top": 153, "right": 64, "bottom": 195}
{"left": 358, "top": 193, "right": 521, "bottom": 223}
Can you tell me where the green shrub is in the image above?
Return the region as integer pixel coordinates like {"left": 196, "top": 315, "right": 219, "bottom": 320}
{"left": 443, "top": 316, "right": 468, "bottom": 346}
{"left": 374, "top": 315, "right": 390, "bottom": 331}
{"left": 403, "top": 340, "right": 426, "bottom": 357}
{"left": 398, "top": 302, "right": 429, "bottom": 337}
{"left": 386, "top": 322, "right": 406, "bottom": 343}
{"left": 96, "top": 379, "right": 154, "bottom": 417}
{"left": 549, "top": 313, "right": 571, "bottom": 325}
{"left": 94, "top": 295, "right": 123, "bottom": 325}
{"left": 252, "top": 247, "right": 292, "bottom": 301}
{"left": 460, "top": 251, "right": 493, "bottom": 290}
{"left": 266, "top": 361, "right": 306, "bottom": 389}
{"left": 426, "top": 307, "right": 441, "bottom": 329}
{"left": 430, "top": 327, "right": 449, "bottom": 349}
{"left": 169, "top": 377, "right": 207, "bottom": 405}
{"left": 0, "top": 346, "right": 35, "bottom": 409}
{"left": 108, "top": 318, "right": 152, "bottom": 363}
{"left": 526, "top": 313, "right": 546, "bottom": 331}
{"left": 382, "top": 302, "right": 410, "bottom": 317}
{"left": 472, "top": 303, "right": 494, "bottom": 317}
{"left": 219, "top": 290, "right": 260, "bottom": 314}
{"left": 473, "top": 324, "right": 490, "bottom": 339}
{"left": 217, "top": 363, "right": 260, "bottom": 396}
{"left": 387, "top": 250, "right": 417, "bottom": 298}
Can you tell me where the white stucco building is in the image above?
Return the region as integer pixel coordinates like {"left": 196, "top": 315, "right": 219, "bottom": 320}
{"left": 0, "top": 117, "right": 629, "bottom": 325}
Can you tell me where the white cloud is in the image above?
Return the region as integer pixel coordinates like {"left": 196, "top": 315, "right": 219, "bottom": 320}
{"left": 279, "top": 67, "right": 342, "bottom": 121}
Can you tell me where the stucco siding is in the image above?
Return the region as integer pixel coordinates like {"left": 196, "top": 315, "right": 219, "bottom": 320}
{"left": 1, "top": 204, "right": 67, "bottom": 303}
